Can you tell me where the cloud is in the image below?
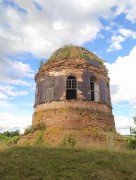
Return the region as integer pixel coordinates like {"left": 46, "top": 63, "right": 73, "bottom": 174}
{"left": 0, "top": 58, "right": 34, "bottom": 85}
{"left": 119, "top": 28, "right": 136, "bottom": 39}
{"left": 113, "top": 0, "right": 136, "bottom": 23}
{"left": 124, "top": 1, "right": 136, "bottom": 23}
{"left": 107, "top": 28, "right": 136, "bottom": 52}
{"left": 0, "top": 111, "right": 32, "bottom": 133}
{"left": 0, "top": 0, "right": 101, "bottom": 57}
{"left": 0, "top": 92, "right": 8, "bottom": 100}
{"left": 115, "top": 115, "right": 135, "bottom": 134}
{"left": 1, "top": 0, "right": 136, "bottom": 58}
{"left": 107, "top": 35, "right": 125, "bottom": 52}
{"left": 0, "top": 85, "right": 28, "bottom": 99}
{"left": 106, "top": 46, "right": 136, "bottom": 103}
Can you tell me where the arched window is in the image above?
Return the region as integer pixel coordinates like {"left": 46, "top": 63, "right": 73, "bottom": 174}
{"left": 66, "top": 75, "right": 77, "bottom": 100}
{"left": 90, "top": 77, "right": 99, "bottom": 102}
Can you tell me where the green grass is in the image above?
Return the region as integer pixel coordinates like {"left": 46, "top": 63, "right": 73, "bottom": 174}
{"left": 0, "top": 146, "right": 136, "bottom": 180}
{"left": 46, "top": 45, "right": 104, "bottom": 64}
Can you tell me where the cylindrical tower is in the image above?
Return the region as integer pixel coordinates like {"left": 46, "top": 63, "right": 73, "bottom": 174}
{"left": 33, "top": 45, "right": 115, "bottom": 133}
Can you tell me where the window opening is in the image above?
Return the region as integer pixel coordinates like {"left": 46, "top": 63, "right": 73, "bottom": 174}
{"left": 90, "top": 77, "right": 99, "bottom": 102}
{"left": 66, "top": 75, "right": 77, "bottom": 100}
{"left": 90, "top": 77, "right": 95, "bottom": 101}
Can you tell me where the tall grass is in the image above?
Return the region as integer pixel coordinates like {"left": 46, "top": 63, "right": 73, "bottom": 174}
{"left": 0, "top": 145, "right": 136, "bottom": 179}
{"left": 47, "top": 45, "right": 103, "bottom": 64}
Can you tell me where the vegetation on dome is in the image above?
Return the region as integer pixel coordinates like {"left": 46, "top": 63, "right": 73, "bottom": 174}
{"left": 46, "top": 45, "right": 103, "bottom": 64}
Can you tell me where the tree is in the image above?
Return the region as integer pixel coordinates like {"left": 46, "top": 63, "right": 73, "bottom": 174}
{"left": 130, "top": 115, "right": 136, "bottom": 136}
{"left": 133, "top": 115, "right": 136, "bottom": 125}
{"left": 127, "top": 115, "right": 136, "bottom": 149}
{"left": 3, "top": 131, "right": 10, "bottom": 137}
{"left": 1, "top": 130, "right": 20, "bottom": 137}
{"left": 10, "top": 130, "right": 20, "bottom": 137}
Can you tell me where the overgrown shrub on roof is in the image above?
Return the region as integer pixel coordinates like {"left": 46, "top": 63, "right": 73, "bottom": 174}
{"left": 46, "top": 45, "right": 103, "bottom": 64}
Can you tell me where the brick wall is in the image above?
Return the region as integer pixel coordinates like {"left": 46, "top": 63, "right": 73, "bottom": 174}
{"left": 33, "top": 101, "right": 115, "bottom": 131}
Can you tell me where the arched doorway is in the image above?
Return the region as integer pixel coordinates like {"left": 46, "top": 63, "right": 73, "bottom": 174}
{"left": 66, "top": 75, "right": 77, "bottom": 100}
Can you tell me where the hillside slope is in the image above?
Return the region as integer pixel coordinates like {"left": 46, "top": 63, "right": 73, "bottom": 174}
{"left": 0, "top": 146, "right": 136, "bottom": 179}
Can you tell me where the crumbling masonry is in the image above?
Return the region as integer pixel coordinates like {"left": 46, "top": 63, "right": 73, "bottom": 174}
{"left": 32, "top": 45, "right": 115, "bottom": 136}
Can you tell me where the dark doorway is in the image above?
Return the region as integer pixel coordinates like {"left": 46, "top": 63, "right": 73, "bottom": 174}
{"left": 66, "top": 75, "right": 77, "bottom": 100}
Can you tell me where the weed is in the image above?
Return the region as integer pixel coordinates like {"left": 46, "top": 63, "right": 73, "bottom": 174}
{"left": 24, "top": 123, "right": 45, "bottom": 135}
{"left": 126, "top": 137, "right": 136, "bottom": 149}
{"left": 61, "top": 134, "right": 77, "bottom": 147}
{"left": 68, "top": 134, "right": 77, "bottom": 147}
{"left": 62, "top": 135, "right": 67, "bottom": 146}
{"left": 35, "top": 131, "right": 44, "bottom": 145}
{"left": 107, "top": 132, "right": 114, "bottom": 150}
{"left": 24, "top": 125, "right": 35, "bottom": 135}
{"left": 35, "top": 123, "right": 45, "bottom": 131}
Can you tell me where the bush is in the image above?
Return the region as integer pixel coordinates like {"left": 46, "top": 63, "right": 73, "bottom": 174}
{"left": 24, "top": 126, "right": 35, "bottom": 135}
{"left": 24, "top": 123, "right": 45, "bottom": 135}
{"left": 0, "top": 135, "right": 20, "bottom": 145}
{"left": 0, "top": 130, "right": 20, "bottom": 145}
{"left": 127, "top": 115, "right": 136, "bottom": 149}
{"left": 8, "top": 136, "right": 20, "bottom": 145}
{"left": 127, "top": 137, "right": 136, "bottom": 149}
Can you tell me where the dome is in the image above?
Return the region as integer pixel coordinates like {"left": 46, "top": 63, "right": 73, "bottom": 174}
{"left": 46, "top": 45, "right": 103, "bottom": 64}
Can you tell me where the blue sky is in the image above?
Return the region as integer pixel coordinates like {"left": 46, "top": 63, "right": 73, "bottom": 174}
{"left": 0, "top": 0, "right": 136, "bottom": 134}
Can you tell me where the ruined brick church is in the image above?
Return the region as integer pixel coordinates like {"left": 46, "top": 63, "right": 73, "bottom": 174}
{"left": 32, "top": 45, "right": 115, "bottom": 145}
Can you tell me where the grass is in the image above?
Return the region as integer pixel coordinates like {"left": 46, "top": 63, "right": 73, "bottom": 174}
{"left": 0, "top": 145, "right": 136, "bottom": 180}
{"left": 46, "top": 45, "right": 103, "bottom": 64}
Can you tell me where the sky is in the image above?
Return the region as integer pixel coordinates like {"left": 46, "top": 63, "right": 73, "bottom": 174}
{"left": 0, "top": 0, "right": 136, "bottom": 134}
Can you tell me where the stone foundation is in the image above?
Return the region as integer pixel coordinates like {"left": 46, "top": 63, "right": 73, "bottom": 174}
{"left": 33, "top": 101, "right": 115, "bottom": 132}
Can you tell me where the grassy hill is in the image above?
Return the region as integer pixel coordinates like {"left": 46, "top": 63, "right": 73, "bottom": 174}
{"left": 0, "top": 145, "right": 136, "bottom": 180}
